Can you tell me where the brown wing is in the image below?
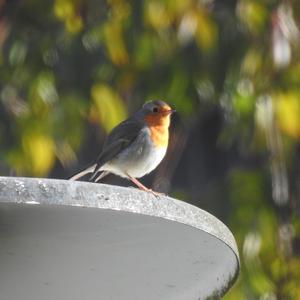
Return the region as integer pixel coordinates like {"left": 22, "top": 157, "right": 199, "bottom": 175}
{"left": 89, "top": 117, "right": 144, "bottom": 181}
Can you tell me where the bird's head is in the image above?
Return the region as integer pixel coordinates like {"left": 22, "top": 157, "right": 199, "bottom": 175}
{"left": 142, "top": 100, "right": 175, "bottom": 127}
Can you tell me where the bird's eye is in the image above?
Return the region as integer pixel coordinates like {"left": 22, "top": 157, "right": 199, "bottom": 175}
{"left": 152, "top": 107, "right": 159, "bottom": 113}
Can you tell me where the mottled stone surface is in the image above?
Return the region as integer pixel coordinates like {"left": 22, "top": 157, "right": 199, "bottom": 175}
{"left": 0, "top": 176, "right": 239, "bottom": 299}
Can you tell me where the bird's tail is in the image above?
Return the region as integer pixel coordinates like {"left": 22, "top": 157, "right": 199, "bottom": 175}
{"left": 69, "top": 164, "right": 96, "bottom": 181}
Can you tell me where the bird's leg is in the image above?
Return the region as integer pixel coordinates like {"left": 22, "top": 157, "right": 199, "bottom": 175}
{"left": 125, "top": 173, "right": 161, "bottom": 197}
{"left": 94, "top": 171, "right": 110, "bottom": 183}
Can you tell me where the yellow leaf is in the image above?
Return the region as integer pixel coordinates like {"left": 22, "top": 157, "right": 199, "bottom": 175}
{"left": 194, "top": 10, "right": 217, "bottom": 51}
{"left": 275, "top": 92, "right": 300, "bottom": 139}
{"left": 22, "top": 133, "right": 55, "bottom": 176}
{"left": 65, "top": 15, "right": 83, "bottom": 33}
{"left": 54, "top": 0, "right": 74, "bottom": 19}
{"left": 237, "top": 1, "right": 267, "bottom": 35}
{"left": 53, "top": 0, "right": 83, "bottom": 34}
{"left": 91, "top": 84, "right": 127, "bottom": 133}
{"left": 103, "top": 22, "right": 129, "bottom": 65}
{"left": 242, "top": 48, "right": 263, "bottom": 75}
{"left": 144, "top": 1, "right": 171, "bottom": 30}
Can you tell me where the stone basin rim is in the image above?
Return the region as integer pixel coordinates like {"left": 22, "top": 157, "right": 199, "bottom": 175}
{"left": 0, "top": 176, "right": 240, "bottom": 267}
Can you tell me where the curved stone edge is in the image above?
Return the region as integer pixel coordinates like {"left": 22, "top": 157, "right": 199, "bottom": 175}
{"left": 0, "top": 176, "right": 240, "bottom": 269}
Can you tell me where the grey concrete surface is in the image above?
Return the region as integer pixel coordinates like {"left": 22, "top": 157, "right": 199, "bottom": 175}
{"left": 0, "top": 176, "right": 239, "bottom": 299}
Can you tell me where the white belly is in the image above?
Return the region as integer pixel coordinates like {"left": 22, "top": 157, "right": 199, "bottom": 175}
{"left": 101, "top": 127, "right": 167, "bottom": 178}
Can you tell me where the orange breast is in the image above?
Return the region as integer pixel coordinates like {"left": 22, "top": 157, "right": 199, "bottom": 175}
{"left": 144, "top": 115, "right": 170, "bottom": 148}
{"left": 149, "top": 125, "right": 169, "bottom": 147}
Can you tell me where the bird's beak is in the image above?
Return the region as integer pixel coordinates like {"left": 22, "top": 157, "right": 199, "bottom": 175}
{"left": 163, "top": 109, "right": 176, "bottom": 115}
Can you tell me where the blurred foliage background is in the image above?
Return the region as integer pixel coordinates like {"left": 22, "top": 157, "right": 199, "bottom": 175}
{"left": 1, "top": 0, "right": 300, "bottom": 298}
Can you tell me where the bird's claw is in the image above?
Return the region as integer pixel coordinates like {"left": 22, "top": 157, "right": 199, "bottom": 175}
{"left": 147, "top": 189, "right": 166, "bottom": 198}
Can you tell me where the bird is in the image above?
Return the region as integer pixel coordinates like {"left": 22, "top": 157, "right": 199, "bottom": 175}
{"left": 69, "top": 100, "right": 175, "bottom": 196}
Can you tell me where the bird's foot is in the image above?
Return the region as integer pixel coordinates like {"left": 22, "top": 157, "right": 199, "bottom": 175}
{"left": 126, "top": 173, "right": 165, "bottom": 198}
{"left": 129, "top": 184, "right": 165, "bottom": 198}
{"left": 145, "top": 188, "right": 165, "bottom": 198}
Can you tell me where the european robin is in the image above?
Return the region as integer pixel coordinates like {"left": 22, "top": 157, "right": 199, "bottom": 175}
{"left": 70, "top": 100, "right": 175, "bottom": 196}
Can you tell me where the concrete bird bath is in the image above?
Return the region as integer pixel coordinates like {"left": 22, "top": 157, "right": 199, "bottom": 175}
{"left": 0, "top": 176, "right": 239, "bottom": 299}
